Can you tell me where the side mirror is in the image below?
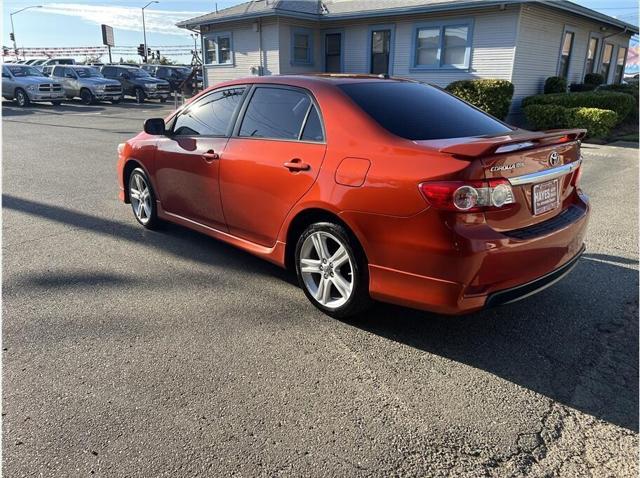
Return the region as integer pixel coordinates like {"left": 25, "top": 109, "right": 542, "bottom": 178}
{"left": 144, "top": 118, "right": 166, "bottom": 136}
{"left": 65, "top": 73, "right": 75, "bottom": 78}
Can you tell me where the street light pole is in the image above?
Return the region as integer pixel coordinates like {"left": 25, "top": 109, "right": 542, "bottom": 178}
{"left": 141, "top": 1, "right": 159, "bottom": 64}
{"left": 9, "top": 5, "right": 42, "bottom": 60}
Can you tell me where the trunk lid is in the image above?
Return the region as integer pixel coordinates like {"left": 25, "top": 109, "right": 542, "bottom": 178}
{"left": 420, "top": 129, "right": 586, "bottom": 232}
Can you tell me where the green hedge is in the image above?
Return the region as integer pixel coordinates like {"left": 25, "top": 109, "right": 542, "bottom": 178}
{"left": 522, "top": 91, "right": 634, "bottom": 124}
{"left": 523, "top": 104, "right": 618, "bottom": 138}
{"left": 566, "top": 108, "right": 618, "bottom": 138}
{"left": 544, "top": 76, "right": 567, "bottom": 94}
{"left": 598, "top": 84, "right": 639, "bottom": 124}
{"left": 445, "top": 79, "right": 514, "bottom": 120}
{"left": 523, "top": 105, "right": 568, "bottom": 130}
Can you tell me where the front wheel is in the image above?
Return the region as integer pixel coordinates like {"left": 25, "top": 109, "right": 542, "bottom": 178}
{"left": 134, "top": 88, "right": 145, "bottom": 104}
{"left": 110, "top": 99, "right": 121, "bottom": 104}
{"left": 295, "top": 222, "right": 371, "bottom": 319}
{"left": 51, "top": 101, "right": 62, "bottom": 106}
{"left": 159, "top": 97, "right": 167, "bottom": 103}
{"left": 15, "top": 88, "right": 30, "bottom": 107}
{"left": 80, "top": 89, "right": 94, "bottom": 105}
{"left": 128, "top": 168, "right": 159, "bottom": 229}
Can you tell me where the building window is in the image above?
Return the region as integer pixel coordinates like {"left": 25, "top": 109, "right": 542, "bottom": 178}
{"left": 291, "top": 28, "right": 313, "bottom": 65}
{"left": 412, "top": 21, "right": 472, "bottom": 70}
{"left": 204, "top": 32, "right": 233, "bottom": 65}
{"left": 615, "top": 47, "right": 627, "bottom": 84}
{"left": 600, "top": 43, "right": 614, "bottom": 82}
{"left": 558, "top": 30, "right": 574, "bottom": 78}
{"left": 585, "top": 36, "right": 599, "bottom": 75}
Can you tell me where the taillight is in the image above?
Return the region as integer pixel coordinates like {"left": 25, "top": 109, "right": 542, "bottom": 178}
{"left": 419, "top": 179, "right": 515, "bottom": 212}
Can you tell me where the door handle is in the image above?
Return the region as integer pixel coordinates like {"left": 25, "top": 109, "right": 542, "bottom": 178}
{"left": 284, "top": 158, "right": 310, "bottom": 172}
{"left": 202, "top": 150, "right": 219, "bottom": 162}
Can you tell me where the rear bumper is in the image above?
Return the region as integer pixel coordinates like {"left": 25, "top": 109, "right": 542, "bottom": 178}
{"left": 364, "top": 194, "right": 590, "bottom": 315}
{"left": 485, "top": 244, "right": 584, "bottom": 308}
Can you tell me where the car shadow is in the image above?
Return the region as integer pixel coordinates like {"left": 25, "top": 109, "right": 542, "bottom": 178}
{"left": 3, "top": 194, "right": 638, "bottom": 432}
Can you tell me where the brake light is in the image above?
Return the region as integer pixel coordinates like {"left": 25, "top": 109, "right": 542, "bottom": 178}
{"left": 419, "top": 179, "right": 515, "bottom": 212}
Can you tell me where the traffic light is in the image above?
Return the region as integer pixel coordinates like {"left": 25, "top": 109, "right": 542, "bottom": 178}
{"left": 9, "top": 33, "right": 15, "bottom": 41}
{"left": 147, "top": 48, "right": 151, "bottom": 59}
{"left": 156, "top": 50, "right": 160, "bottom": 59}
{"left": 137, "top": 44, "right": 145, "bottom": 57}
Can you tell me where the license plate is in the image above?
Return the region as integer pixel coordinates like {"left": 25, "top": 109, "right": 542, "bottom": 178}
{"left": 533, "top": 179, "right": 559, "bottom": 215}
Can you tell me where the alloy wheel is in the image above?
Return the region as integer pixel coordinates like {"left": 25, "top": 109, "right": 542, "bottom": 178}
{"left": 129, "top": 173, "right": 152, "bottom": 225}
{"left": 16, "top": 90, "right": 27, "bottom": 107}
{"left": 299, "top": 231, "right": 354, "bottom": 309}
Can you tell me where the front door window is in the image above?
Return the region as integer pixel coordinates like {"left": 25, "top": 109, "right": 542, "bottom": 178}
{"left": 371, "top": 29, "right": 391, "bottom": 75}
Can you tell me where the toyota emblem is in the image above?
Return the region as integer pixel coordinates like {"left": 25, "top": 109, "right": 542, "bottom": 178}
{"left": 549, "top": 151, "right": 561, "bottom": 167}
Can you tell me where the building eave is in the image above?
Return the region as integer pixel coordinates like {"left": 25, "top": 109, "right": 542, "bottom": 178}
{"left": 177, "top": 0, "right": 639, "bottom": 35}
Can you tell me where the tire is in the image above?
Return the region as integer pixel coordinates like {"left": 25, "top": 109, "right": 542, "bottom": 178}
{"left": 134, "top": 88, "right": 145, "bottom": 104}
{"left": 110, "top": 99, "right": 121, "bottom": 104}
{"left": 51, "top": 101, "right": 62, "bottom": 106}
{"left": 80, "top": 89, "right": 95, "bottom": 105}
{"left": 295, "top": 222, "right": 371, "bottom": 319}
{"left": 15, "top": 88, "right": 29, "bottom": 107}
{"left": 128, "top": 168, "right": 159, "bottom": 229}
{"left": 159, "top": 97, "right": 167, "bottom": 103}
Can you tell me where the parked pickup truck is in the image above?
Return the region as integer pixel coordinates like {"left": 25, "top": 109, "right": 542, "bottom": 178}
{"left": 101, "top": 65, "right": 170, "bottom": 103}
{"left": 50, "top": 65, "right": 123, "bottom": 104}
{"left": 2, "top": 64, "right": 65, "bottom": 107}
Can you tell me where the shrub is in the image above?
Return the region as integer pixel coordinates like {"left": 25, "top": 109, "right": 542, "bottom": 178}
{"left": 445, "top": 79, "right": 514, "bottom": 120}
{"left": 566, "top": 107, "right": 618, "bottom": 138}
{"left": 584, "top": 73, "right": 605, "bottom": 86}
{"left": 521, "top": 91, "right": 634, "bottom": 124}
{"left": 523, "top": 105, "right": 568, "bottom": 130}
{"left": 523, "top": 104, "right": 617, "bottom": 138}
{"left": 599, "top": 83, "right": 639, "bottom": 124}
{"left": 544, "top": 76, "right": 567, "bottom": 94}
{"left": 569, "top": 83, "right": 596, "bottom": 92}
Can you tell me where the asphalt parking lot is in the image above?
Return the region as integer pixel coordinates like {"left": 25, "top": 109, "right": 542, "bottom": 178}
{"left": 2, "top": 99, "right": 638, "bottom": 477}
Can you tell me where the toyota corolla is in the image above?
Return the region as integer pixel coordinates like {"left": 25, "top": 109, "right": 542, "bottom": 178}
{"left": 117, "top": 75, "right": 589, "bottom": 318}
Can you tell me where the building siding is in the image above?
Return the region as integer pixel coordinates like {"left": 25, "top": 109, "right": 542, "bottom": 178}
{"left": 202, "top": 18, "right": 280, "bottom": 87}
{"left": 511, "top": 3, "right": 633, "bottom": 111}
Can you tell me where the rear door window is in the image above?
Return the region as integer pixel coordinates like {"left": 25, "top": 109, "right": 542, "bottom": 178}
{"left": 173, "top": 87, "right": 246, "bottom": 136}
{"left": 239, "top": 87, "right": 314, "bottom": 140}
{"left": 338, "top": 81, "right": 513, "bottom": 140}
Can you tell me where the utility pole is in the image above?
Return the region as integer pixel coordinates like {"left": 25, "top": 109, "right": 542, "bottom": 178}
{"left": 10, "top": 5, "right": 42, "bottom": 59}
{"left": 141, "top": 1, "right": 159, "bottom": 64}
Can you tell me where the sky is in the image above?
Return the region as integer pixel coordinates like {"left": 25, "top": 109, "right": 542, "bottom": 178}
{"left": 2, "top": 0, "right": 639, "bottom": 65}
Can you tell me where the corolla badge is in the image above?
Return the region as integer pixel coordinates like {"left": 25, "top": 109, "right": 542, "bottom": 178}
{"left": 549, "top": 151, "right": 561, "bottom": 167}
{"left": 489, "top": 162, "right": 525, "bottom": 172}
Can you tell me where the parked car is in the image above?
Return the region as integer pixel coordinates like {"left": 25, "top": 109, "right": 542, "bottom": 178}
{"left": 101, "top": 65, "right": 170, "bottom": 103}
{"left": 143, "top": 65, "right": 193, "bottom": 92}
{"left": 40, "top": 58, "right": 76, "bottom": 66}
{"left": 2, "top": 64, "right": 65, "bottom": 106}
{"left": 31, "top": 59, "right": 47, "bottom": 66}
{"left": 116, "top": 75, "right": 589, "bottom": 318}
{"left": 50, "top": 65, "right": 122, "bottom": 104}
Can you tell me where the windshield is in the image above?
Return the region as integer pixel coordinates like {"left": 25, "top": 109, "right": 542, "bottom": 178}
{"left": 176, "top": 67, "right": 191, "bottom": 76}
{"left": 75, "top": 68, "right": 103, "bottom": 78}
{"left": 6, "top": 65, "right": 45, "bottom": 77}
{"left": 128, "top": 69, "right": 151, "bottom": 78}
{"left": 338, "top": 82, "right": 513, "bottom": 141}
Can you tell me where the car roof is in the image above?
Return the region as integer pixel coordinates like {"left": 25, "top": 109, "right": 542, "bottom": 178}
{"left": 221, "top": 74, "right": 413, "bottom": 88}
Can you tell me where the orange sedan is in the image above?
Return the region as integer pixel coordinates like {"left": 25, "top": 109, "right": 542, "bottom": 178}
{"left": 117, "top": 75, "right": 589, "bottom": 318}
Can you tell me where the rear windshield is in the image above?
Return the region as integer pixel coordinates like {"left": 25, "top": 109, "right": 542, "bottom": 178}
{"left": 338, "top": 81, "right": 513, "bottom": 141}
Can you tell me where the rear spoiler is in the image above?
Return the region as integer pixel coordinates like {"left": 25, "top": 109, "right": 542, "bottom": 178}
{"left": 439, "top": 129, "right": 587, "bottom": 158}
